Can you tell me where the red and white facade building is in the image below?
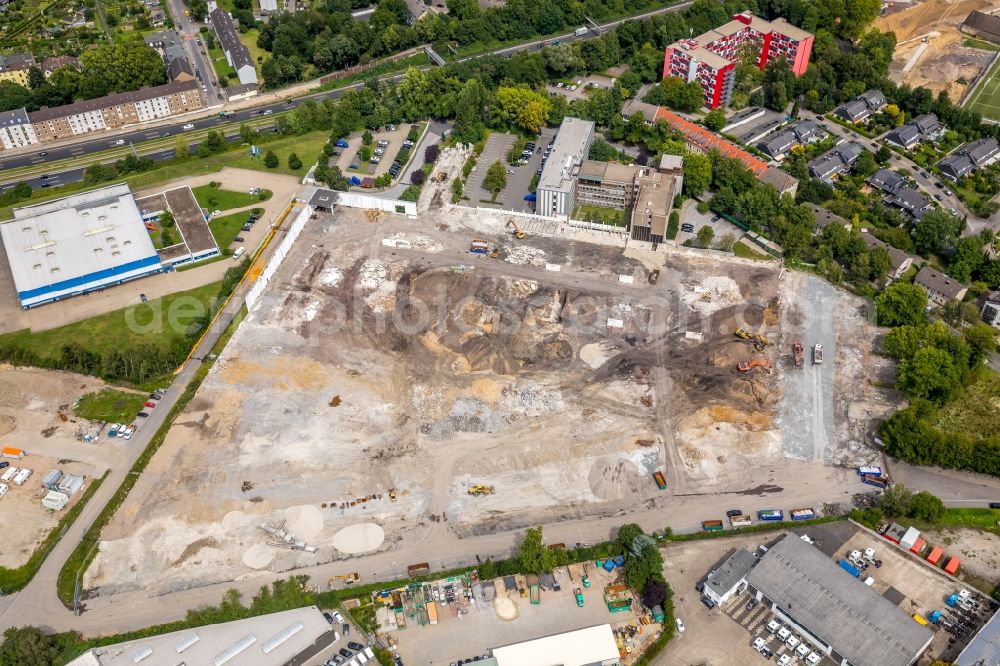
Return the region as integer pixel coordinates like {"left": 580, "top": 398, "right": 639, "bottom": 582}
{"left": 663, "top": 12, "right": 813, "bottom": 109}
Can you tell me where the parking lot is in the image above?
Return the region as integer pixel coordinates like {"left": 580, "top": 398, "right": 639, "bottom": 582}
{"left": 329, "top": 125, "right": 423, "bottom": 181}
{"left": 678, "top": 200, "right": 746, "bottom": 248}
{"left": 392, "top": 565, "right": 650, "bottom": 665}
{"left": 464, "top": 129, "right": 555, "bottom": 212}
{"left": 659, "top": 531, "right": 786, "bottom": 666}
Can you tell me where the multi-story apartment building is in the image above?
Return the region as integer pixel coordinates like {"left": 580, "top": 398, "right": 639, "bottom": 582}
{"left": 663, "top": 12, "right": 813, "bottom": 108}
{"left": 0, "top": 52, "right": 36, "bottom": 86}
{"left": 0, "top": 80, "right": 202, "bottom": 151}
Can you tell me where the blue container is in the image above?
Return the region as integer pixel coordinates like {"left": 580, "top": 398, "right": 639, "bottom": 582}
{"left": 838, "top": 560, "right": 860, "bottom": 578}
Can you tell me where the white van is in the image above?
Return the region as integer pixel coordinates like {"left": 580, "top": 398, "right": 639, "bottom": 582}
{"left": 355, "top": 651, "right": 368, "bottom": 664}
{"left": 232, "top": 246, "right": 245, "bottom": 260}
{"left": 183, "top": 123, "right": 195, "bottom": 130}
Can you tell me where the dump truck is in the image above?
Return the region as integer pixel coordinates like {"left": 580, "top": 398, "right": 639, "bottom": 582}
{"left": 813, "top": 344, "right": 823, "bottom": 364}
{"left": 575, "top": 588, "right": 585, "bottom": 607}
{"left": 793, "top": 342, "right": 803, "bottom": 367}
{"left": 526, "top": 574, "right": 540, "bottom": 605}
{"left": 652, "top": 471, "right": 667, "bottom": 490}
{"left": 701, "top": 520, "right": 724, "bottom": 532}
{"left": 737, "top": 359, "right": 771, "bottom": 373}
{"left": 506, "top": 219, "right": 525, "bottom": 239}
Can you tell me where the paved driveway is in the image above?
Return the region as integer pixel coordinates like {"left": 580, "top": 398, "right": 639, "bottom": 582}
{"left": 465, "top": 133, "right": 516, "bottom": 205}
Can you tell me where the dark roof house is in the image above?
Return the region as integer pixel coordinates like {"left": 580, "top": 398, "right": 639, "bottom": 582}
{"left": 806, "top": 204, "right": 851, "bottom": 233}
{"left": 835, "top": 89, "right": 887, "bottom": 123}
{"left": 885, "top": 123, "right": 921, "bottom": 149}
{"left": 210, "top": 8, "right": 257, "bottom": 86}
{"left": 962, "top": 10, "right": 1000, "bottom": 43}
{"left": 869, "top": 168, "right": 906, "bottom": 195}
{"left": 938, "top": 138, "right": 1000, "bottom": 179}
{"left": 860, "top": 231, "right": 913, "bottom": 279}
{"left": 915, "top": 266, "right": 968, "bottom": 304}
{"left": 808, "top": 142, "right": 864, "bottom": 180}
{"left": 888, "top": 188, "right": 932, "bottom": 218}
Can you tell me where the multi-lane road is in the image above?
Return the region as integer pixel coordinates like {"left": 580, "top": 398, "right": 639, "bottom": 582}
{"left": 0, "top": 2, "right": 694, "bottom": 190}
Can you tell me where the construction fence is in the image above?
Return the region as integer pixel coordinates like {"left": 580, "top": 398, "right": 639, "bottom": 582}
{"left": 245, "top": 204, "right": 313, "bottom": 310}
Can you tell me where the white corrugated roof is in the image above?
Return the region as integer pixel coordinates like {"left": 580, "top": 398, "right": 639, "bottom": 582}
{"left": 1, "top": 183, "right": 161, "bottom": 306}
{"left": 493, "top": 624, "right": 619, "bottom": 666}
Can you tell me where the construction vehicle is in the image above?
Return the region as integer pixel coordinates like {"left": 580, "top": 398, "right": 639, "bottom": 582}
{"left": 735, "top": 327, "right": 771, "bottom": 350}
{"left": 736, "top": 359, "right": 772, "bottom": 373}
{"left": 366, "top": 209, "right": 384, "bottom": 224}
{"left": 813, "top": 344, "right": 824, "bottom": 365}
{"left": 388, "top": 488, "right": 397, "bottom": 501}
{"left": 506, "top": 219, "right": 525, "bottom": 239}
{"left": 793, "top": 342, "right": 804, "bottom": 368}
{"left": 581, "top": 563, "right": 590, "bottom": 588}
{"left": 652, "top": 471, "right": 667, "bottom": 490}
{"left": 467, "top": 484, "right": 495, "bottom": 496}
{"left": 489, "top": 248, "right": 500, "bottom": 258}
{"left": 436, "top": 171, "right": 448, "bottom": 182}
{"left": 329, "top": 573, "right": 361, "bottom": 586}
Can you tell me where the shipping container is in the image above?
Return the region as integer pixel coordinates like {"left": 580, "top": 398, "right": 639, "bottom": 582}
{"left": 926, "top": 546, "right": 943, "bottom": 565}
{"left": 652, "top": 471, "right": 667, "bottom": 490}
{"left": 426, "top": 601, "right": 438, "bottom": 625}
{"left": 1, "top": 447, "right": 24, "bottom": 459}
{"left": 944, "top": 557, "right": 960, "bottom": 575}
{"left": 790, "top": 508, "right": 816, "bottom": 521}
{"left": 757, "top": 510, "right": 784, "bottom": 521}
{"left": 408, "top": 562, "right": 430, "bottom": 577}
{"left": 909, "top": 537, "right": 926, "bottom": 554}
{"left": 857, "top": 466, "right": 883, "bottom": 477}
{"left": 838, "top": 560, "right": 861, "bottom": 578}
{"left": 701, "top": 520, "right": 724, "bottom": 532}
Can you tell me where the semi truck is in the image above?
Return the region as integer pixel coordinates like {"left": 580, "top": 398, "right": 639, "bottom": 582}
{"left": 757, "top": 509, "right": 784, "bottom": 522}
{"left": 701, "top": 520, "right": 724, "bottom": 532}
{"left": 652, "top": 471, "right": 667, "bottom": 490}
{"left": 791, "top": 508, "right": 816, "bottom": 521}
{"left": 575, "top": 26, "right": 588, "bottom": 36}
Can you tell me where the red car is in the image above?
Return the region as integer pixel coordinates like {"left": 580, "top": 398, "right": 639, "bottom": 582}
{"left": 144, "top": 401, "right": 156, "bottom": 408}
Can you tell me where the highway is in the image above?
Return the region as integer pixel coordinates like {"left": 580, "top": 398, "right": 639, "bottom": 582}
{"left": 0, "top": 1, "right": 693, "bottom": 188}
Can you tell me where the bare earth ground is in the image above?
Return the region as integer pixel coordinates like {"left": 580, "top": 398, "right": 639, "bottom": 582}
{"left": 919, "top": 528, "right": 1000, "bottom": 582}
{"left": 0, "top": 367, "right": 124, "bottom": 569}
{"left": 881, "top": 0, "right": 1000, "bottom": 100}
{"left": 0, "top": 168, "right": 299, "bottom": 336}
{"left": 84, "top": 202, "right": 892, "bottom": 598}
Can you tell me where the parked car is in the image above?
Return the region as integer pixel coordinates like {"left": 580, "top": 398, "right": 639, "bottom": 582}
{"left": 348, "top": 642, "right": 365, "bottom": 651}
{"left": 934, "top": 193, "right": 943, "bottom": 201}
{"left": 680, "top": 223, "right": 695, "bottom": 232}
{"left": 339, "top": 648, "right": 353, "bottom": 658}
{"left": 989, "top": 502, "right": 1000, "bottom": 509}
{"left": 342, "top": 623, "right": 350, "bottom": 635}
{"left": 124, "top": 426, "right": 135, "bottom": 439}
{"left": 263, "top": 109, "right": 273, "bottom": 115}
{"left": 234, "top": 236, "right": 244, "bottom": 243}
{"left": 675, "top": 618, "right": 685, "bottom": 633}
{"left": 242, "top": 223, "right": 253, "bottom": 232}
{"left": 726, "top": 509, "right": 743, "bottom": 517}
{"left": 333, "top": 611, "right": 344, "bottom": 623}
{"left": 324, "top": 612, "right": 335, "bottom": 624}
{"left": 38, "top": 151, "right": 48, "bottom": 156}
{"left": 137, "top": 411, "right": 149, "bottom": 418}
{"left": 0, "top": 461, "right": 9, "bottom": 470}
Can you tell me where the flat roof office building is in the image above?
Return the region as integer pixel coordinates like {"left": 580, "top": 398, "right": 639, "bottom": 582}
{"left": 536, "top": 117, "right": 595, "bottom": 219}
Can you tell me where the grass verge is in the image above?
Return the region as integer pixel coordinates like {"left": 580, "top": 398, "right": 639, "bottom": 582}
{"left": 209, "top": 211, "right": 250, "bottom": 248}
{"left": 56, "top": 304, "right": 249, "bottom": 607}
{"left": 0, "top": 282, "right": 222, "bottom": 363}
{"left": 0, "top": 471, "right": 107, "bottom": 593}
{"left": 73, "top": 389, "right": 147, "bottom": 424}
{"left": 192, "top": 184, "right": 271, "bottom": 211}
{"left": 733, "top": 241, "right": 774, "bottom": 261}
{"left": 315, "top": 53, "right": 430, "bottom": 92}
{"left": 964, "top": 37, "right": 999, "bottom": 51}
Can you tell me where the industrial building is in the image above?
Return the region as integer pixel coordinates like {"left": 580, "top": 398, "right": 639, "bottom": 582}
{"left": 744, "top": 536, "right": 934, "bottom": 666}
{"left": 0, "top": 184, "right": 164, "bottom": 308}
{"left": 491, "top": 624, "right": 620, "bottom": 666}
{"left": 536, "top": 117, "right": 595, "bottom": 218}
{"left": 702, "top": 547, "right": 757, "bottom": 606}
{"left": 662, "top": 12, "right": 813, "bottom": 108}
{"left": 956, "top": 608, "right": 1000, "bottom": 665}
{"left": 66, "top": 606, "right": 333, "bottom": 666}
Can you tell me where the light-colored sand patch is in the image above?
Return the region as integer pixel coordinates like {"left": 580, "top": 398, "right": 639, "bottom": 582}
{"left": 331, "top": 523, "right": 385, "bottom": 554}
{"left": 682, "top": 276, "right": 743, "bottom": 315}
{"left": 494, "top": 595, "right": 519, "bottom": 620}
{"left": 284, "top": 504, "right": 323, "bottom": 539}
{"left": 580, "top": 342, "right": 618, "bottom": 369}
{"left": 242, "top": 543, "right": 274, "bottom": 569}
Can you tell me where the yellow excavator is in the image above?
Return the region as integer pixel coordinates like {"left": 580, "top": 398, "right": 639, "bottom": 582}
{"left": 735, "top": 327, "right": 771, "bottom": 351}
{"left": 468, "top": 484, "right": 496, "bottom": 496}
{"left": 506, "top": 219, "right": 526, "bottom": 239}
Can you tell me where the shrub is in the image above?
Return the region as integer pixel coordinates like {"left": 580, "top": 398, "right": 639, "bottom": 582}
{"left": 424, "top": 144, "right": 439, "bottom": 164}
{"left": 410, "top": 169, "right": 426, "bottom": 186}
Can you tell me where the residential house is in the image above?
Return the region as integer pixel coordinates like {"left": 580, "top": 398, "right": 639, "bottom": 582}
{"left": 806, "top": 203, "right": 851, "bottom": 234}
{"left": 167, "top": 57, "right": 195, "bottom": 82}
{"left": 885, "top": 113, "right": 944, "bottom": 149}
{"left": 621, "top": 98, "right": 660, "bottom": 124}
{"left": 808, "top": 142, "right": 864, "bottom": 180}
{"left": 869, "top": 168, "right": 907, "bottom": 195}
{"left": 0, "top": 108, "right": 37, "bottom": 150}
{"left": 888, "top": 188, "right": 932, "bottom": 219}
{"left": 760, "top": 166, "right": 798, "bottom": 197}
{"left": 210, "top": 8, "right": 257, "bottom": 86}
{"left": 0, "top": 52, "right": 35, "bottom": 86}
{"left": 757, "top": 120, "right": 821, "bottom": 160}
{"left": 39, "top": 55, "right": 79, "bottom": 78}
{"left": 834, "top": 89, "right": 887, "bottom": 124}
{"left": 654, "top": 108, "right": 768, "bottom": 176}
{"left": 937, "top": 137, "right": 1000, "bottom": 180}
{"left": 914, "top": 266, "right": 968, "bottom": 305}
{"left": 860, "top": 231, "right": 913, "bottom": 280}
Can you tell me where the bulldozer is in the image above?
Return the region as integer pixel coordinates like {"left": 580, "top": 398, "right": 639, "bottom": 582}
{"left": 489, "top": 248, "right": 500, "bottom": 258}
{"left": 506, "top": 219, "right": 526, "bottom": 239}
{"left": 467, "top": 484, "right": 495, "bottom": 496}
{"left": 737, "top": 359, "right": 772, "bottom": 373}
{"left": 793, "top": 341, "right": 804, "bottom": 368}
{"left": 366, "top": 209, "right": 385, "bottom": 224}
{"left": 735, "top": 327, "right": 771, "bottom": 351}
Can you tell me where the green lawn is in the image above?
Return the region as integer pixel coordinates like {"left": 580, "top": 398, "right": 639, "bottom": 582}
{"left": 573, "top": 204, "right": 626, "bottom": 227}
{"left": 242, "top": 28, "right": 267, "bottom": 77}
{"left": 932, "top": 368, "right": 1000, "bottom": 438}
{"left": 207, "top": 42, "right": 237, "bottom": 85}
{"left": 964, "top": 37, "right": 998, "bottom": 51}
{"left": 209, "top": 211, "right": 249, "bottom": 248}
{"left": 73, "top": 388, "right": 147, "bottom": 423}
{"left": 0, "top": 281, "right": 222, "bottom": 362}
{"left": 733, "top": 241, "right": 774, "bottom": 261}
{"left": 192, "top": 184, "right": 270, "bottom": 211}
{"left": 964, "top": 54, "right": 1000, "bottom": 121}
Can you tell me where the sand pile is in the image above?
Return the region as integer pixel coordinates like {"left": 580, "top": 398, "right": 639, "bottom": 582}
{"left": 580, "top": 342, "right": 617, "bottom": 369}
{"left": 505, "top": 245, "right": 545, "bottom": 266}
{"left": 494, "top": 596, "right": 518, "bottom": 620}
{"left": 242, "top": 543, "right": 274, "bottom": 569}
{"left": 331, "top": 523, "right": 385, "bottom": 554}
{"left": 284, "top": 504, "right": 323, "bottom": 539}
{"left": 683, "top": 276, "right": 743, "bottom": 315}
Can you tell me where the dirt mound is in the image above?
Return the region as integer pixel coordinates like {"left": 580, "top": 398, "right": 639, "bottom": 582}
{"left": 588, "top": 457, "right": 643, "bottom": 500}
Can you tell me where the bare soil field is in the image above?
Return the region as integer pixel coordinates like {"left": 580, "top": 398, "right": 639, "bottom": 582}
{"left": 881, "top": 0, "right": 1000, "bottom": 100}
{"left": 84, "top": 205, "right": 892, "bottom": 597}
{"left": 0, "top": 367, "right": 121, "bottom": 569}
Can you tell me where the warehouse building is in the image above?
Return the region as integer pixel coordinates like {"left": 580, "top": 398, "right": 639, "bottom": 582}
{"left": 703, "top": 547, "right": 758, "bottom": 606}
{"left": 536, "top": 117, "right": 595, "bottom": 218}
{"left": 745, "top": 536, "right": 934, "bottom": 666}
{"left": 491, "top": 624, "right": 620, "bottom": 666}
{"left": 1, "top": 184, "right": 164, "bottom": 308}
{"left": 67, "top": 606, "right": 333, "bottom": 666}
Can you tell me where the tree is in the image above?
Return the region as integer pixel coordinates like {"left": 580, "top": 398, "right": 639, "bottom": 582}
{"left": 697, "top": 225, "right": 714, "bottom": 248}
{"left": 878, "top": 483, "right": 914, "bottom": 518}
{"left": 908, "top": 491, "right": 945, "bottom": 522}
{"left": 703, "top": 108, "right": 726, "bottom": 131}
{"left": 588, "top": 139, "right": 620, "bottom": 162}
{"left": 240, "top": 124, "right": 257, "bottom": 145}
{"left": 682, "top": 153, "right": 712, "bottom": 196}
{"left": 965, "top": 322, "right": 998, "bottom": 365}
{"left": 517, "top": 527, "right": 555, "bottom": 574}
{"left": 204, "top": 131, "right": 226, "bottom": 153}
{"left": 453, "top": 79, "right": 485, "bottom": 144}
{"left": 899, "top": 346, "right": 962, "bottom": 403}
{"left": 159, "top": 211, "right": 175, "bottom": 228}
{"left": 362, "top": 130, "right": 373, "bottom": 145}
{"left": 264, "top": 151, "right": 279, "bottom": 168}
{"left": 654, "top": 76, "right": 704, "bottom": 112}
{"left": 913, "top": 210, "right": 965, "bottom": 256}
{"left": 492, "top": 86, "right": 552, "bottom": 133}
{"left": 483, "top": 160, "right": 507, "bottom": 202}
{"left": 854, "top": 151, "right": 878, "bottom": 178}
{"left": 174, "top": 137, "right": 189, "bottom": 159}
{"left": 875, "top": 282, "right": 928, "bottom": 327}
{"left": 287, "top": 152, "right": 302, "bottom": 170}
{"left": 78, "top": 42, "right": 167, "bottom": 97}
{"left": 0, "top": 626, "right": 61, "bottom": 666}
{"left": 641, "top": 579, "right": 668, "bottom": 609}
{"left": 424, "top": 144, "right": 439, "bottom": 164}
{"left": 410, "top": 169, "right": 425, "bottom": 186}
{"left": 26, "top": 66, "right": 45, "bottom": 90}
